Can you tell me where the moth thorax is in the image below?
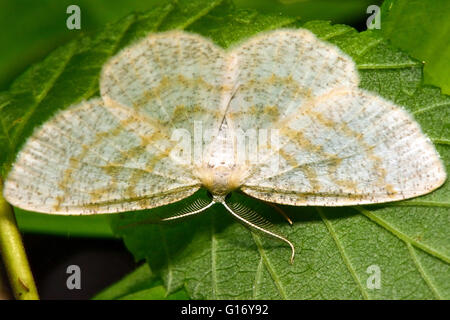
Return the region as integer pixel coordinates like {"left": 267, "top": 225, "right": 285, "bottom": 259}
{"left": 197, "top": 165, "right": 244, "bottom": 196}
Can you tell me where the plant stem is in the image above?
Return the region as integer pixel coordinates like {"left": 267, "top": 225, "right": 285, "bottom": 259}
{"left": 0, "top": 178, "right": 39, "bottom": 300}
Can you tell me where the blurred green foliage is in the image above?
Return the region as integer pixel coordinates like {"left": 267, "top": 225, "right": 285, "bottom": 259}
{"left": 381, "top": 0, "right": 450, "bottom": 94}
{"left": 0, "top": 0, "right": 160, "bottom": 90}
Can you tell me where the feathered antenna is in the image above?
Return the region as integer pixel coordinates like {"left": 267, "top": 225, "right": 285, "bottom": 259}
{"left": 117, "top": 197, "right": 214, "bottom": 230}
{"left": 160, "top": 197, "right": 214, "bottom": 221}
{"left": 219, "top": 198, "right": 295, "bottom": 264}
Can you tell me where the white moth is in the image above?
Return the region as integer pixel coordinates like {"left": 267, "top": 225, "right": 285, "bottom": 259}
{"left": 4, "top": 30, "right": 446, "bottom": 263}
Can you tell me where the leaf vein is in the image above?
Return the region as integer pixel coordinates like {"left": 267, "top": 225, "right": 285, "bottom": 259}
{"left": 356, "top": 207, "right": 450, "bottom": 264}
{"left": 251, "top": 232, "right": 288, "bottom": 299}
{"left": 431, "top": 138, "right": 450, "bottom": 146}
{"left": 357, "top": 62, "right": 420, "bottom": 70}
{"left": 158, "top": 225, "right": 174, "bottom": 295}
{"left": 211, "top": 213, "right": 218, "bottom": 299}
{"left": 406, "top": 243, "right": 443, "bottom": 299}
{"left": 316, "top": 208, "right": 369, "bottom": 299}
{"left": 412, "top": 102, "right": 450, "bottom": 115}
{"left": 252, "top": 257, "right": 264, "bottom": 299}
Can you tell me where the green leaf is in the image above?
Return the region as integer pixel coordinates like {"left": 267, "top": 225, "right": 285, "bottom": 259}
{"left": 93, "top": 263, "right": 155, "bottom": 300}
{"left": 381, "top": 0, "right": 450, "bottom": 95}
{"left": 93, "top": 263, "right": 189, "bottom": 300}
{"left": 187, "top": 0, "right": 297, "bottom": 48}
{"left": 1, "top": 1, "right": 448, "bottom": 299}
{"left": 119, "top": 285, "right": 189, "bottom": 300}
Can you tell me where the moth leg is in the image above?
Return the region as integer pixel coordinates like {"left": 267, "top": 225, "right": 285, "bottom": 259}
{"left": 265, "top": 201, "right": 293, "bottom": 225}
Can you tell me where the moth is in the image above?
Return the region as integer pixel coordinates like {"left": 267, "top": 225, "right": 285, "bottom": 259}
{"left": 4, "top": 29, "right": 446, "bottom": 263}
